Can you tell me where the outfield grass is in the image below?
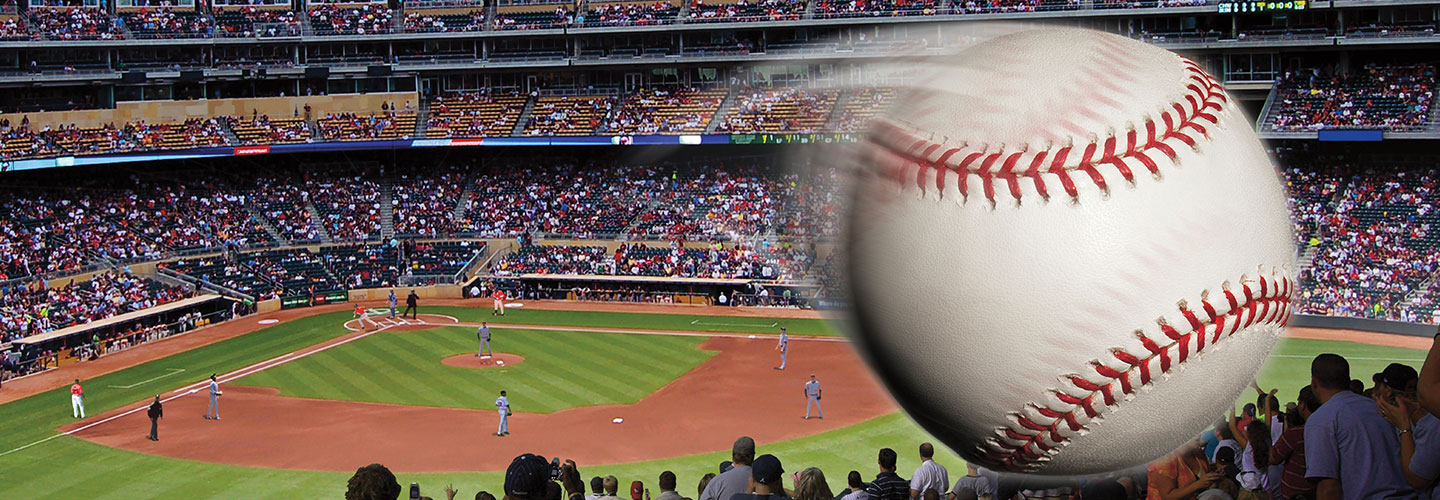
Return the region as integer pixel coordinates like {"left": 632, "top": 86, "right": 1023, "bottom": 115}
{"left": 0, "top": 303, "right": 1425, "bottom": 500}
{"left": 234, "top": 327, "right": 716, "bottom": 411}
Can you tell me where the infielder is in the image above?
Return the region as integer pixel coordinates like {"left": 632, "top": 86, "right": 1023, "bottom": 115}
{"left": 70, "top": 378, "right": 85, "bottom": 418}
{"left": 495, "top": 390, "right": 511, "bottom": 436}
{"left": 804, "top": 374, "right": 823, "bottom": 419}
{"left": 492, "top": 288, "right": 507, "bottom": 316}
{"left": 354, "top": 303, "right": 378, "bottom": 330}
{"left": 775, "top": 328, "right": 788, "bottom": 370}
{"left": 388, "top": 288, "right": 398, "bottom": 319}
{"left": 205, "top": 373, "right": 221, "bottom": 420}
{"left": 477, "top": 322, "right": 492, "bottom": 357}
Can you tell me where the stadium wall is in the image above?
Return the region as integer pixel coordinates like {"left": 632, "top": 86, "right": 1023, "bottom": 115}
{"left": 1291, "top": 314, "right": 1438, "bottom": 338}
{"left": 0, "top": 92, "right": 420, "bottom": 129}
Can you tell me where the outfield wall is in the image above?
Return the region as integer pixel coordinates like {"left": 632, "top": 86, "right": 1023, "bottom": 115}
{"left": 1292, "top": 314, "right": 1438, "bottom": 337}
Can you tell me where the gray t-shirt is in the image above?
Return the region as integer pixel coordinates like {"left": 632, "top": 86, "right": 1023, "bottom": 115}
{"left": 1304, "top": 391, "right": 1416, "bottom": 499}
{"left": 1412, "top": 413, "right": 1440, "bottom": 500}
{"left": 701, "top": 465, "right": 752, "bottom": 500}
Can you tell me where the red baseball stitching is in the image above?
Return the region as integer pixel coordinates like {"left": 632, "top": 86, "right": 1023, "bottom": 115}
{"left": 873, "top": 57, "right": 1227, "bottom": 204}
{"left": 973, "top": 274, "right": 1293, "bottom": 472}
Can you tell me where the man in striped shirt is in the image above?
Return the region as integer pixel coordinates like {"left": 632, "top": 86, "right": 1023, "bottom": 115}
{"left": 1272, "top": 386, "right": 1319, "bottom": 500}
{"left": 866, "top": 448, "right": 909, "bottom": 500}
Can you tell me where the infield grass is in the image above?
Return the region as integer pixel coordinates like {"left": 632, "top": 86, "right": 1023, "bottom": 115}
{"left": 0, "top": 303, "right": 1425, "bottom": 500}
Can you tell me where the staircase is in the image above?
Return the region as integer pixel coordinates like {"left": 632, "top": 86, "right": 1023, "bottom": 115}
{"left": 511, "top": 95, "right": 537, "bottom": 137}
{"left": 1399, "top": 274, "right": 1435, "bottom": 311}
{"left": 247, "top": 205, "right": 290, "bottom": 245}
{"left": 824, "top": 89, "right": 853, "bottom": 131}
{"left": 675, "top": 0, "right": 693, "bottom": 23}
{"left": 379, "top": 177, "right": 396, "bottom": 240}
{"left": 452, "top": 171, "right": 477, "bottom": 222}
{"left": 706, "top": 88, "right": 740, "bottom": 133}
{"left": 218, "top": 118, "right": 243, "bottom": 145}
{"left": 618, "top": 198, "right": 664, "bottom": 241}
{"left": 306, "top": 201, "right": 333, "bottom": 243}
{"left": 803, "top": 0, "right": 819, "bottom": 18}
{"left": 414, "top": 99, "right": 431, "bottom": 138}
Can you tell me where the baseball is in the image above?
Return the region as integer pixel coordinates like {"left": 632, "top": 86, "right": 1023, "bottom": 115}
{"left": 845, "top": 29, "right": 1296, "bottom": 475}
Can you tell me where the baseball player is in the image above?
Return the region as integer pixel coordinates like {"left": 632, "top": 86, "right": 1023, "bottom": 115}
{"left": 495, "top": 390, "right": 511, "bottom": 436}
{"left": 478, "top": 322, "right": 492, "bottom": 357}
{"left": 354, "top": 303, "right": 378, "bottom": 330}
{"left": 492, "top": 288, "right": 506, "bottom": 316}
{"left": 70, "top": 378, "right": 85, "bottom": 418}
{"left": 804, "top": 374, "right": 823, "bottom": 419}
{"left": 775, "top": 328, "right": 789, "bottom": 370}
{"left": 205, "top": 374, "right": 222, "bottom": 420}
{"left": 388, "top": 288, "right": 398, "bottom": 319}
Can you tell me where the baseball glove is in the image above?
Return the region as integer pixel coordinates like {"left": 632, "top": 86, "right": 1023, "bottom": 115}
{"left": 507, "top": 411, "right": 514, "bottom": 416}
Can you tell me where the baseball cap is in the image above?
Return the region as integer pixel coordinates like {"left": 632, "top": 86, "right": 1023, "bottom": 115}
{"left": 719, "top": 461, "right": 733, "bottom": 473}
{"left": 630, "top": 481, "right": 643, "bottom": 500}
{"left": 505, "top": 453, "right": 551, "bottom": 499}
{"left": 751, "top": 455, "right": 783, "bottom": 484}
{"left": 1374, "top": 363, "right": 1419, "bottom": 392}
{"left": 1214, "top": 447, "right": 1235, "bottom": 466}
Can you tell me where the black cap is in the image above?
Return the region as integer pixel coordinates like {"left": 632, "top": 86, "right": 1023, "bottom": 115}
{"left": 1374, "top": 363, "right": 1419, "bottom": 392}
{"left": 751, "top": 455, "right": 783, "bottom": 484}
{"left": 505, "top": 454, "right": 551, "bottom": 499}
{"left": 720, "top": 461, "right": 733, "bottom": 473}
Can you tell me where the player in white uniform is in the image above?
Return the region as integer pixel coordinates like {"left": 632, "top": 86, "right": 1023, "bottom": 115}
{"left": 495, "top": 390, "right": 510, "bottom": 436}
{"left": 804, "top": 374, "right": 823, "bottom": 419}
{"left": 478, "top": 322, "right": 492, "bottom": 357}
{"left": 775, "top": 328, "right": 788, "bottom": 370}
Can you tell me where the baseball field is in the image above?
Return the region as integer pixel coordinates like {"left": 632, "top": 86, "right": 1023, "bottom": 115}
{"left": 0, "top": 301, "right": 1428, "bottom": 499}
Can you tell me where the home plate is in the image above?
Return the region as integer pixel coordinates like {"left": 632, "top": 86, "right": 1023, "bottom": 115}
{"left": 612, "top": 417, "right": 624, "bottom": 424}
{"left": 258, "top": 319, "right": 279, "bottom": 325}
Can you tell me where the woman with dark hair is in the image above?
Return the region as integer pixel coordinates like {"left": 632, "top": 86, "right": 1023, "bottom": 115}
{"left": 1230, "top": 393, "right": 1276, "bottom": 500}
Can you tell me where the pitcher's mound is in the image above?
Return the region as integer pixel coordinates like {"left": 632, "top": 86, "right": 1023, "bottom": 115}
{"left": 442, "top": 353, "right": 524, "bottom": 369}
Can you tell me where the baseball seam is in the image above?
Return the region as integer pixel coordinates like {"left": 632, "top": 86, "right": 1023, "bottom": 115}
{"left": 873, "top": 57, "right": 1227, "bottom": 205}
{"left": 976, "top": 274, "right": 1293, "bottom": 472}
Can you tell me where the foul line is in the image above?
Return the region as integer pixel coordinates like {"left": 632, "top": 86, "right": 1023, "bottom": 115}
{"left": 107, "top": 368, "right": 186, "bottom": 389}
{"left": 0, "top": 323, "right": 397, "bottom": 458}
{"left": 690, "top": 319, "right": 779, "bottom": 328}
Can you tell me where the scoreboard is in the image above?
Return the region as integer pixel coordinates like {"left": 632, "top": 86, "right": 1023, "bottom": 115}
{"left": 1217, "top": 0, "right": 1309, "bottom": 13}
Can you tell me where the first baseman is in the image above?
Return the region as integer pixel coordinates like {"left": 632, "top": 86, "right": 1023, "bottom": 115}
{"left": 70, "top": 378, "right": 85, "bottom": 418}
{"left": 775, "top": 328, "right": 788, "bottom": 370}
{"left": 478, "top": 322, "right": 492, "bottom": 357}
{"left": 804, "top": 374, "right": 823, "bottom": 419}
{"left": 205, "top": 374, "right": 221, "bottom": 420}
{"left": 496, "top": 390, "right": 511, "bottom": 436}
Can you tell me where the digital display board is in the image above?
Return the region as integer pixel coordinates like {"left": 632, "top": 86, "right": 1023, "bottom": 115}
{"left": 729, "top": 133, "right": 863, "bottom": 145}
{"left": 1217, "top": 0, "right": 1307, "bottom": 13}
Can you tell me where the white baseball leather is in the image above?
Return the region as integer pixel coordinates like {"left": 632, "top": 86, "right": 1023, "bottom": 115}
{"left": 845, "top": 29, "right": 1296, "bottom": 475}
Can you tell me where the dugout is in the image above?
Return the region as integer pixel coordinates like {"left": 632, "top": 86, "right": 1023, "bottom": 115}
{"left": 2, "top": 295, "right": 233, "bottom": 375}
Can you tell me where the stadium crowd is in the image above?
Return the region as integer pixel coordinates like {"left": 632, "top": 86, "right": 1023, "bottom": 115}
{"left": 1269, "top": 64, "right": 1436, "bottom": 132}
{"left": 0, "top": 271, "right": 190, "bottom": 343}
{"left": 492, "top": 241, "right": 811, "bottom": 280}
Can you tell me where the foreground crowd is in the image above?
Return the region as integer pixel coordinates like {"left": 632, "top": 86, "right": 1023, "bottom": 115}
{"left": 345, "top": 348, "right": 1440, "bottom": 500}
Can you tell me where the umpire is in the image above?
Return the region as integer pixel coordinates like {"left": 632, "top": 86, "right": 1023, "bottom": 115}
{"left": 147, "top": 395, "right": 163, "bottom": 441}
{"left": 403, "top": 290, "right": 419, "bottom": 319}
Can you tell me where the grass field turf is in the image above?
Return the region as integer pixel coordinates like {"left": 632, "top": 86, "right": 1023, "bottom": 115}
{"left": 0, "top": 305, "right": 1425, "bottom": 500}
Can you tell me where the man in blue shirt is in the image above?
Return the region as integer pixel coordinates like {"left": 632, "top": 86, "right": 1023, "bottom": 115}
{"left": 1304, "top": 353, "right": 1416, "bottom": 500}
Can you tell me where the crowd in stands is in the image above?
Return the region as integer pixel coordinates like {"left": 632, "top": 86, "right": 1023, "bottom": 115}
{"left": 1270, "top": 64, "right": 1436, "bottom": 132}
{"left": 403, "top": 9, "right": 486, "bottom": 32}
{"left": 213, "top": 7, "right": 301, "bottom": 37}
{"left": 0, "top": 271, "right": 190, "bottom": 343}
{"left": 490, "top": 6, "right": 570, "bottom": 30}
{"left": 319, "top": 111, "right": 416, "bottom": 141}
{"left": 717, "top": 88, "right": 839, "bottom": 133}
{"left": 309, "top": 3, "right": 394, "bottom": 35}
{"left": 227, "top": 114, "right": 312, "bottom": 145}
{"left": 460, "top": 163, "right": 660, "bottom": 238}
{"left": 28, "top": 7, "right": 121, "bottom": 40}
{"left": 426, "top": 91, "right": 529, "bottom": 138}
{"left": 579, "top": 2, "right": 676, "bottom": 26}
{"left": 687, "top": 0, "right": 805, "bottom": 22}
{"left": 524, "top": 96, "right": 617, "bottom": 136}
{"left": 121, "top": 8, "right": 213, "bottom": 38}
{"left": 600, "top": 87, "right": 725, "bottom": 135}
{"left": 394, "top": 169, "right": 466, "bottom": 237}
{"left": 0, "top": 15, "right": 31, "bottom": 41}
{"left": 494, "top": 240, "right": 811, "bottom": 280}
{"left": 815, "top": 0, "right": 939, "bottom": 17}
{"left": 0, "top": 118, "right": 231, "bottom": 160}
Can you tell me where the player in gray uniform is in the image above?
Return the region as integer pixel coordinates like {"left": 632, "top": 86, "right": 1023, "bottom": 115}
{"left": 775, "top": 328, "right": 789, "bottom": 370}
{"left": 205, "top": 374, "right": 221, "bottom": 420}
{"left": 388, "top": 288, "right": 398, "bottom": 319}
{"left": 804, "top": 374, "right": 823, "bottom": 419}
{"left": 478, "top": 322, "right": 492, "bottom": 357}
{"left": 495, "top": 390, "right": 510, "bottom": 436}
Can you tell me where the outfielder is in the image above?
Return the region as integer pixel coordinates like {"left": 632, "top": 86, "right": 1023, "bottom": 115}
{"left": 388, "top": 288, "right": 398, "bottom": 319}
{"left": 492, "top": 288, "right": 506, "bottom": 316}
{"left": 354, "top": 303, "right": 378, "bottom": 330}
{"left": 478, "top": 322, "right": 492, "bottom": 357}
{"left": 205, "top": 373, "right": 221, "bottom": 420}
{"left": 775, "top": 328, "right": 788, "bottom": 370}
{"left": 804, "top": 374, "right": 823, "bottom": 419}
{"left": 70, "top": 378, "right": 85, "bottom": 418}
{"left": 495, "top": 390, "right": 511, "bottom": 436}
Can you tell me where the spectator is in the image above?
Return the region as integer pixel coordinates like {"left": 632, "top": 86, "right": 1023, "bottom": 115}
{"left": 1146, "top": 436, "right": 1220, "bottom": 500}
{"left": 731, "top": 454, "right": 788, "bottom": 500}
{"left": 654, "top": 471, "right": 689, "bottom": 500}
{"left": 347, "top": 463, "right": 402, "bottom": 500}
{"left": 1374, "top": 363, "right": 1440, "bottom": 498}
{"left": 794, "top": 468, "right": 832, "bottom": 500}
{"left": 866, "top": 448, "right": 908, "bottom": 500}
{"left": 506, "top": 454, "right": 554, "bottom": 500}
{"left": 1304, "top": 353, "right": 1416, "bottom": 499}
{"left": 947, "top": 464, "right": 992, "bottom": 500}
{"left": 1271, "top": 386, "right": 1319, "bottom": 500}
{"left": 908, "top": 443, "right": 947, "bottom": 499}
{"left": 700, "top": 437, "right": 756, "bottom": 500}
{"left": 697, "top": 474, "right": 716, "bottom": 500}
{"left": 599, "top": 477, "right": 624, "bottom": 500}
{"left": 1422, "top": 329, "right": 1440, "bottom": 417}
{"left": 588, "top": 477, "right": 605, "bottom": 500}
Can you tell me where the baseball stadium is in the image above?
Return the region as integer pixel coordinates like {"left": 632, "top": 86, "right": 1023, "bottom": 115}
{"left": 0, "top": 0, "right": 1439, "bottom": 497}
